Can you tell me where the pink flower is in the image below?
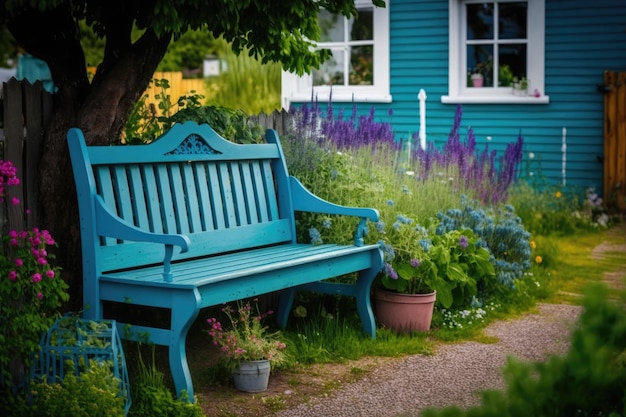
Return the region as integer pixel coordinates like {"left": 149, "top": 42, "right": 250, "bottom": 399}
{"left": 37, "top": 292, "right": 43, "bottom": 300}
{"left": 45, "top": 270, "right": 55, "bottom": 278}
{"left": 37, "top": 257, "right": 48, "bottom": 265}
{"left": 10, "top": 197, "right": 19, "bottom": 205}
{"left": 31, "top": 273, "right": 42, "bottom": 283}
{"left": 14, "top": 258, "right": 23, "bottom": 267}
{"left": 8, "top": 271, "right": 17, "bottom": 281}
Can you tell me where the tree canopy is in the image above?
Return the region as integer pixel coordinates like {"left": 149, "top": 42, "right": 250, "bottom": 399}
{"left": 0, "top": 0, "right": 385, "bottom": 311}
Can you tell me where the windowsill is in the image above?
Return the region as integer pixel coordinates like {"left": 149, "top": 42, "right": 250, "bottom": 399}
{"left": 285, "top": 92, "right": 393, "bottom": 105}
{"left": 441, "top": 94, "right": 550, "bottom": 104}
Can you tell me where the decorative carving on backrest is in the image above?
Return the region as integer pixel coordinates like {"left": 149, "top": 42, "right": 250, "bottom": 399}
{"left": 165, "top": 134, "right": 222, "bottom": 155}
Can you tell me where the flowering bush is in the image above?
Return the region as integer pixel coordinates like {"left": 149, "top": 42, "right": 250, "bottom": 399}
{"left": 436, "top": 196, "right": 532, "bottom": 293}
{"left": 0, "top": 160, "right": 69, "bottom": 388}
{"left": 377, "top": 218, "right": 495, "bottom": 309}
{"left": 207, "top": 300, "right": 286, "bottom": 371}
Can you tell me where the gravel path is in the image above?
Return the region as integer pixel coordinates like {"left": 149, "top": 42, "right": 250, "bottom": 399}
{"left": 275, "top": 303, "right": 582, "bottom": 417}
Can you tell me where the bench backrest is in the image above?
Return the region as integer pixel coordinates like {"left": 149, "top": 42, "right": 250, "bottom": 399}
{"left": 68, "top": 122, "right": 297, "bottom": 273}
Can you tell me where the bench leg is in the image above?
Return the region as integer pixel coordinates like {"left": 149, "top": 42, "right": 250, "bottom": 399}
{"left": 169, "top": 290, "right": 201, "bottom": 401}
{"left": 276, "top": 288, "right": 295, "bottom": 330}
{"left": 355, "top": 268, "right": 378, "bottom": 338}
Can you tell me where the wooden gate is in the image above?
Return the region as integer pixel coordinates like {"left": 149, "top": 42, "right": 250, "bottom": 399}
{"left": 603, "top": 71, "right": 626, "bottom": 210}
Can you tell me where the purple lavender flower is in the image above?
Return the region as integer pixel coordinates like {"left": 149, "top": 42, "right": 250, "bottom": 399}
{"left": 459, "top": 235, "right": 469, "bottom": 249}
{"left": 410, "top": 258, "right": 421, "bottom": 268}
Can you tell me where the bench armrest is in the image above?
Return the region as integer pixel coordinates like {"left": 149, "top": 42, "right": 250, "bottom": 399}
{"left": 95, "top": 195, "right": 190, "bottom": 282}
{"left": 289, "top": 176, "right": 379, "bottom": 246}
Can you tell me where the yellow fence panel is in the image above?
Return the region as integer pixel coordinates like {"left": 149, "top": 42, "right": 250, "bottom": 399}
{"left": 144, "top": 72, "right": 207, "bottom": 110}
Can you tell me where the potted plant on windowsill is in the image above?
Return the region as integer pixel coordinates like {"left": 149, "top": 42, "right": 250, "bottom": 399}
{"left": 374, "top": 221, "right": 495, "bottom": 332}
{"left": 513, "top": 77, "right": 529, "bottom": 96}
{"left": 207, "top": 299, "right": 287, "bottom": 392}
{"left": 470, "top": 72, "right": 484, "bottom": 88}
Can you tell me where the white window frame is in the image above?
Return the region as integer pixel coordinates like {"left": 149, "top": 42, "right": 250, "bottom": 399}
{"left": 442, "top": 0, "right": 549, "bottom": 104}
{"left": 281, "top": 1, "right": 391, "bottom": 109}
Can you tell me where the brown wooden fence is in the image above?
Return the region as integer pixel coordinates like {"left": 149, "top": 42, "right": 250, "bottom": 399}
{"left": 603, "top": 71, "right": 626, "bottom": 210}
{"left": 0, "top": 78, "right": 53, "bottom": 234}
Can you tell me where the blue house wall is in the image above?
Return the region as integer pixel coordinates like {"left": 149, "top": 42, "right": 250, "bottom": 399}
{"left": 290, "top": 0, "right": 626, "bottom": 197}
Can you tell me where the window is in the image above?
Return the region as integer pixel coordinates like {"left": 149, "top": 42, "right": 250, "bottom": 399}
{"left": 443, "top": 0, "right": 549, "bottom": 104}
{"left": 281, "top": 1, "right": 390, "bottom": 108}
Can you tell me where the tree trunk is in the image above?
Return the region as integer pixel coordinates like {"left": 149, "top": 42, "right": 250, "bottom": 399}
{"left": 37, "top": 32, "right": 170, "bottom": 311}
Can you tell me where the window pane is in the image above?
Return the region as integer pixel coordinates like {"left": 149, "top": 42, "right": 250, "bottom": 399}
{"left": 499, "top": 2, "right": 527, "bottom": 39}
{"left": 350, "top": 8, "right": 373, "bottom": 41}
{"left": 313, "top": 49, "right": 345, "bottom": 86}
{"left": 349, "top": 46, "right": 373, "bottom": 85}
{"left": 499, "top": 44, "right": 527, "bottom": 84}
{"left": 467, "top": 45, "right": 494, "bottom": 87}
{"left": 319, "top": 10, "right": 344, "bottom": 42}
{"left": 467, "top": 3, "right": 494, "bottom": 40}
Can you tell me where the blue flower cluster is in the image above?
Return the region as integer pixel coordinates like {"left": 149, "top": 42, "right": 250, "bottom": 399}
{"left": 436, "top": 195, "right": 531, "bottom": 290}
{"left": 309, "top": 228, "right": 323, "bottom": 245}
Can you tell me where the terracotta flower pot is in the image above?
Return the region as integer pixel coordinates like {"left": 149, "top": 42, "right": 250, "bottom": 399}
{"left": 374, "top": 288, "right": 436, "bottom": 333}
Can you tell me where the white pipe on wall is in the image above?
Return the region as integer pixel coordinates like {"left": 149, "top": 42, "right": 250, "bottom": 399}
{"left": 418, "top": 89, "right": 427, "bottom": 150}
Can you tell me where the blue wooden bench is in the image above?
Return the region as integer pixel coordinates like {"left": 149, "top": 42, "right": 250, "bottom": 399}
{"left": 67, "top": 121, "right": 384, "bottom": 400}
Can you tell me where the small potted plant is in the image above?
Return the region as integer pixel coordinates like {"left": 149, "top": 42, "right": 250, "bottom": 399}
{"left": 513, "top": 77, "right": 529, "bottom": 96}
{"left": 374, "top": 220, "right": 495, "bottom": 332}
{"left": 470, "top": 72, "right": 484, "bottom": 88}
{"left": 207, "top": 299, "right": 287, "bottom": 392}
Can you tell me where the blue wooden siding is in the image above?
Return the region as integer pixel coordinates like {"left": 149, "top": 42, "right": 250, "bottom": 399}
{"left": 288, "top": 0, "right": 626, "bottom": 197}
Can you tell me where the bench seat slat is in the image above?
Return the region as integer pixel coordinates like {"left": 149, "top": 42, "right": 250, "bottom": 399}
{"left": 102, "top": 243, "right": 374, "bottom": 284}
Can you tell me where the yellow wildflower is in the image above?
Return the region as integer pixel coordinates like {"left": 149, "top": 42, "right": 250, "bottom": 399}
{"left": 530, "top": 241, "right": 536, "bottom": 249}
{"left": 555, "top": 191, "right": 562, "bottom": 198}
{"left": 535, "top": 256, "right": 543, "bottom": 264}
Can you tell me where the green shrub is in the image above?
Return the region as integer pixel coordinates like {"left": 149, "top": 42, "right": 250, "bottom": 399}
{"left": 127, "top": 344, "right": 204, "bottom": 417}
{"left": 28, "top": 360, "right": 125, "bottom": 417}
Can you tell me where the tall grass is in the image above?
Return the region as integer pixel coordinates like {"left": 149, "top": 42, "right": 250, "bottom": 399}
{"left": 204, "top": 39, "right": 281, "bottom": 114}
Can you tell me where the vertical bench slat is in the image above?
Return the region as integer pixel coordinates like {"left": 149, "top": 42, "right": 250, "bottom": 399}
{"left": 229, "top": 161, "right": 249, "bottom": 226}
{"left": 207, "top": 163, "right": 226, "bottom": 229}
{"left": 95, "top": 166, "right": 119, "bottom": 246}
{"left": 218, "top": 162, "right": 237, "bottom": 228}
{"left": 168, "top": 163, "right": 191, "bottom": 234}
{"left": 142, "top": 165, "right": 164, "bottom": 234}
{"left": 155, "top": 163, "right": 178, "bottom": 234}
{"left": 128, "top": 165, "right": 150, "bottom": 230}
{"left": 250, "top": 161, "right": 270, "bottom": 222}
{"left": 180, "top": 163, "right": 203, "bottom": 233}
{"left": 240, "top": 161, "right": 259, "bottom": 224}
{"left": 261, "top": 160, "right": 279, "bottom": 221}
{"left": 113, "top": 166, "right": 134, "bottom": 227}
{"left": 193, "top": 163, "right": 214, "bottom": 231}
